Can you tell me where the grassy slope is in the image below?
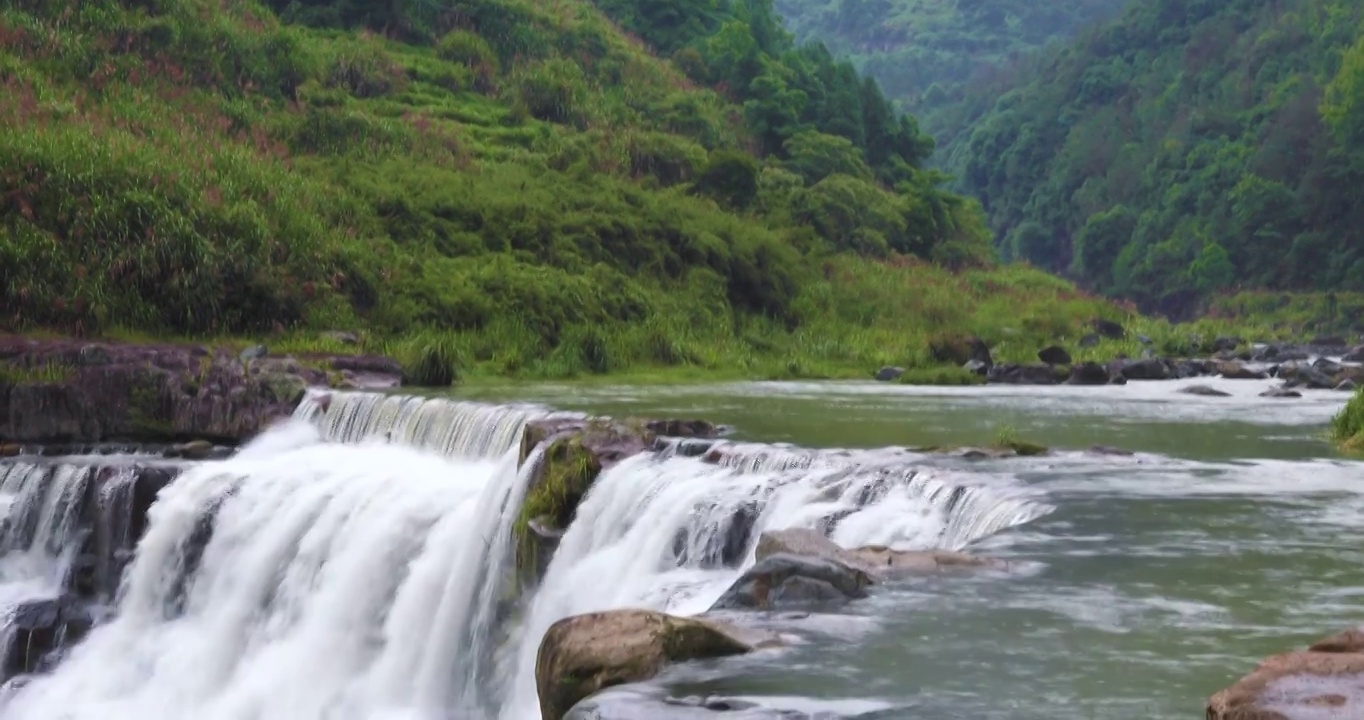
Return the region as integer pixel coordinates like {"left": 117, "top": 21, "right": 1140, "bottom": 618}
{"left": 0, "top": 0, "right": 1211, "bottom": 382}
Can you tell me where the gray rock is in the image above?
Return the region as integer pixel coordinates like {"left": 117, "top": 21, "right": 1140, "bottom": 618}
{"left": 1066, "top": 361, "right": 1109, "bottom": 386}
{"left": 962, "top": 359, "right": 990, "bottom": 376}
{"left": 1078, "top": 333, "right": 1101, "bottom": 348}
{"left": 873, "top": 366, "right": 904, "bottom": 382}
{"left": 709, "top": 554, "right": 871, "bottom": 611}
{"left": 1337, "top": 379, "right": 1358, "bottom": 392}
{"left": 1178, "top": 384, "right": 1232, "bottom": 398}
{"left": 1259, "top": 387, "right": 1302, "bottom": 399}
{"left": 1343, "top": 346, "right": 1364, "bottom": 364}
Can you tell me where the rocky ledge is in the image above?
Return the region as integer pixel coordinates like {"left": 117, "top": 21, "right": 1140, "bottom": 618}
{"left": 875, "top": 320, "right": 1364, "bottom": 389}
{"left": 1208, "top": 627, "right": 1364, "bottom": 720}
{"left": 0, "top": 335, "right": 401, "bottom": 445}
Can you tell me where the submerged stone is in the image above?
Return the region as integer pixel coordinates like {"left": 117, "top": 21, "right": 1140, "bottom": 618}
{"left": 708, "top": 553, "right": 871, "bottom": 612}
{"left": 1208, "top": 627, "right": 1364, "bottom": 720}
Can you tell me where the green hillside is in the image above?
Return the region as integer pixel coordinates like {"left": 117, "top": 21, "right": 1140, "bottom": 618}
{"left": 770, "top": 0, "right": 1127, "bottom": 137}
{"left": 0, "top": 0, "right": 1133, "bottom": 381}
{"left": 941, "top": 0, "right": 1364, "bottom": 317}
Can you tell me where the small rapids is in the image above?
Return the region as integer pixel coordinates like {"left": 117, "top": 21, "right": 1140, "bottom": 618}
{"left": 0, "top": 392, "right": 1053, "bottom": 719}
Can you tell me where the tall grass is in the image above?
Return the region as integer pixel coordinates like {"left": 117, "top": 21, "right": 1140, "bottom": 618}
{"left": 1332, "top": 387, "right": 1364, "bottom": 452}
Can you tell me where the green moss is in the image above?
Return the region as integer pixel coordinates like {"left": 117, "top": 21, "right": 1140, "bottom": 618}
{"left": 515, "top": 435, "right": 602, "bottom": 579}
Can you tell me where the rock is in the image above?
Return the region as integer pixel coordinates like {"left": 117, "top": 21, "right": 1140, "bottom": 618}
{"left": 1137, "top": 334, "right": 1152, "bottom": 345}
{"left": 1312, "top": 335, "right": 1348, "bottom": 347}
{"left": 1088, "top": 445, "right": 1135, "bottom": 456}
{"left": 1066, "top": 361, "right": 1110, "bottom": 386}
{"left": 0, "top": 336, "right": 399, "bottom": 444}
{"left": 535, "top": 609, "right": 752, "bottom": 720}
{"left": 1211, "top": 336, "right": 1242, "bottom": 352}
{"left": 238, "top": 344, "right": 268, "bottom": 363}
{"left": 645, "top": 419, "right": 720, "bottom": 439}
{"left": 1208, "top": 626, "right": 1364, "bottom": 720}
{"left": 0, "top": 443, "right": 19, "bottom": 457}
{"left": 987, "top": 363, "right": 1063, "bottom": 385}
{"left": 1315, "top": 358, "right": 1345, "bottom": 376}
{"left": 709, "top": 553, "right": 871, "bottom": 611}
{"left": 962, "top": 359, "right": 990, "bottom": 376}
{"left": 1259, "top": 387, "right": 1302, "bottom": 399}
{"left": 1343, "top": 346, "right": 1364, "bottom": 363}
{"left": 1117, "top": 358, "right": 1171, "bottom": 381}
{"left": 1217, "top": 360, "right": 1270, "bottom": 380}
{"left": 1337, "top": 379, "right": 1357, "bottom": 392}
{"left": 874, "top": 366, "right": 904, "bottom": 382}
{"left": 1179, "top": 384, "right": 1232, "bottom": 397}
{"left": 1078, "top": 333, "right": 1101, "bottom": 348}
{"left": 1037, "top": 346, "right": 1072, "bottom": 365}
{"left": 2, "top": 596, "right": 93, "bottom": 681}
{"left": 752, "top": 528, "right": 1007, "bottom": 580}
{"left": 1092, "top": 318, "right": 1126, "bottom": 339}
{"left": 166, "top": 439, "right": 215, "bottom": 460}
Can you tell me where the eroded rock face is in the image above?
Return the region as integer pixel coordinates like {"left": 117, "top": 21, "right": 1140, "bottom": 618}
{"left": 0, "top": 336, "right": 402, "bottom": 444}
{"left": 536, "top": 610, "right": 753, "bottom": 720}
{"left": 1208, "top": 627, "right": 1364, "bottom": 720}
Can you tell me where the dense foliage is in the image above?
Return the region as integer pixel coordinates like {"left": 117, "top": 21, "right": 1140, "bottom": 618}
{"left": 0, "top": 0, "right": 1134, "bottom": 379}
{"left": 938, "top": 0, "right": 1364, "bottom": 318}
{"left": 770, "top": 0, "right": 1126, "bottom": 135}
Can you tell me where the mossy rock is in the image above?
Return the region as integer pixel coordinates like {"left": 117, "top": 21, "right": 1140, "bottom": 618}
{"left": 535, "top": 610, "right": 752, "bottom": 720}
{"left": 1002, "top": 440, "right": 1049, "bottom": 456}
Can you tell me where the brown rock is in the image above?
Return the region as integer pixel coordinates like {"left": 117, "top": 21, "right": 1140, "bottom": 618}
{"left": 535, "top": 610, "right": 752, "bottom": 720}
{"left": 1208, "top": 627, "right": 1364, "bottom": 720}
{"left": 0, "top": 443, "right": 19, "bottom": 457}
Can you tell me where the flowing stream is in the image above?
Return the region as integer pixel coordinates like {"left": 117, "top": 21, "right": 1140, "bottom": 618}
{"left": 0, "top": 376, "right": 1356, "bottom": 719}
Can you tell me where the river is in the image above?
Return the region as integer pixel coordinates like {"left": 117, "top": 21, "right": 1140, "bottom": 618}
{"left": 0, "top": 375, "right": 1355, "bottom": 719}
{"left": 458, "top": 376, "right": 1358, "bottom": 719}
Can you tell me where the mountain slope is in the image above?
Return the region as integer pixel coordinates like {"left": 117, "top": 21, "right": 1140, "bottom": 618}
{"left": 940, "top": 0, "right": 1364, "bottom": 317}
{"left": 770, "top": 0, "right": 1127, "bottom": 137}
{"left": 0, "top": 0, "right": 1125, "bottom": 379}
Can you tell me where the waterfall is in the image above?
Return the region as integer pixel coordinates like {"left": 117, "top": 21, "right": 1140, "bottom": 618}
{"left": 294, "top": 389, "right": 559, "bottom": 459}
{"left": 0, "top": 391, "right": 1054, "bottom": 720}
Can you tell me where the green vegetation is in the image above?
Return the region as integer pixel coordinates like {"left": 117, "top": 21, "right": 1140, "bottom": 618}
{"left": 771, "top": 0, "right": 1126, "bottom": 137}
{"left": 939, "top": 0, "right": 1364, "bottom": 318}
{"left": 0, "top": 360, "right": 74, "bottom": 384}
{"left": 515, "top": 434, "right": 602, "bottom": 577}
{"left": 1332, "top": 387, "right": 1364, "bottom": 452}
{"left": 0, "top": 0, "right": 1146, "bottom": 382}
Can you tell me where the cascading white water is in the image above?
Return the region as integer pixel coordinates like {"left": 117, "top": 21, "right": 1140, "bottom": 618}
{"left": 496, "top": 444, "right": 1053, "bottom": 719}
{"left": 0, "top": 394, "right": 552, "bottom": 720}
{"left": 0, "top": 462, "right": 93, "bottom": 608}
{"left": 0, "top": 391, "right": 1054, "bottom": 720}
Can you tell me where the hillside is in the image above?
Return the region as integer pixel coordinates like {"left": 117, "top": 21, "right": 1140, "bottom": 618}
{"left": 0, "top": 0, "right": 1130, "bottom": 380}
{"left": 939, "top": 0, "right": 1364, "bottom": 318}
{"left": 770, "top": 0, "right": 1127, "bottom": 137}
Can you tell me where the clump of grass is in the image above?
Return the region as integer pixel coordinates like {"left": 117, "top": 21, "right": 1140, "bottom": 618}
{"left": 0, "top": 361, "right": 74, "bottom": 384}
{"left": 514, "top": 435, "right": 602, "bottom": 585}
{"left": 990, "top": 422, "right": 1048, "bottom": 456}
{"left": 403, "top": 337, "right": 460, "bottom": 387}
{"left": 1332, "top": 387, "right": 1364, "bottom": 452}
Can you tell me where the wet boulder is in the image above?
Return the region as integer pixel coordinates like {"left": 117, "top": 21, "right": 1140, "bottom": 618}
{"left": 1066, "top": 362, "right": 1110, "bottom": 386}
{"left": 1211, "top": 336, "right": 1242, "bottom": 352}
{"left": 709, "top": 553, "right": 872, "bottom": 611}
{"left": 1312, "top": 335, "right": 1349, "bottom": 348}
{"left": 536, "top": 610, "right": 753, "bottom": 720}
{"left": 1338, "top": 379, "right": 1358, "bottom": 392}
{"left": 1208, "top": 627, "right": 1364, "bottom": 720}
{"left": 1260, "top": 387, "right": 1302, "bottom": 399}
{"left": 987, "top": 363, "right": 1063, "bottom": 385}
{"left": 1179, "top": 385, "right": 1232, "bottom": 398}
{"left": 1343, "top": 346, "right": 1364, "bottom": 363}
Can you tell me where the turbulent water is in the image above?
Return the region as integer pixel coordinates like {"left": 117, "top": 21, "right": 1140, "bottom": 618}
{"left": 0, "top": 379, "right": 1354, "bottom": 719}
